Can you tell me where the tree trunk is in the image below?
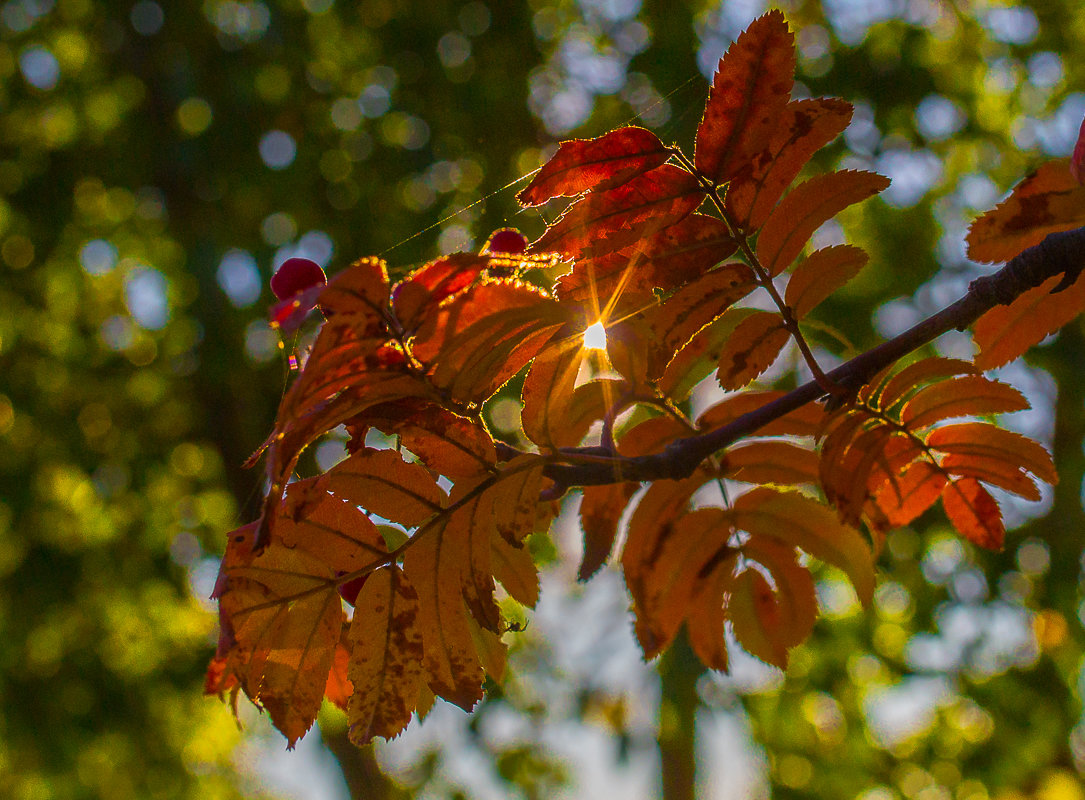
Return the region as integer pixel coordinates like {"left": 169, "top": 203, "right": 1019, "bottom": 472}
{"left": 658, "top": 630, "right": 706, "bottom": 800}
{"left": 320, "top": 724, "right": 406, "bottom": 800}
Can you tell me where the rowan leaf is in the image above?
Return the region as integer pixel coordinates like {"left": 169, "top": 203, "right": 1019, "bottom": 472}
{"left": 900, "top": 375, "right": 1029, "bottom": 431}
{"left": 875, "top": 357, "right": 978, "bottom": 410}
{"left": 621, "top": 474, "right": 707, "bottom": 656}
{"left": 971, "top": 271, "right": 1085, "bottom": 370}
{"left": 732, "top": 537, "right": 818, "bottom": 667}
{"left": 403, "top": 510, "right": 485, "bottom": 709}
{"left": 939, "top": 453, "right": 1041, "bottom": 501}
{"left": 219, "top": 544, "right": 344, "bottom": 747}
{"left": 533, "top": 164, "right": 703, "bottom": 260}
{"left": 784, "top": 244, "right": 869, "bottom": 318}
{"left": 756, "top": 170, "right": 889, "bottom": 276}
{"left": 578, "top": 482, "right": 638, "bottom": 581}
{"left": 392, "top": 252, "right": 494, "bottom": 334}
{"left": 553, "top": 214, "right": 738, "bottom": 317}
{"left": 315, "top": 447, "right": 447, "bottom": 528}
{"left": 381, "top": 405, "right": 497, "bottom": 480}
{"left": 642, "top": 263, "right": 757, "bottom": 377}
{"left": 729, "top": 569, "right": 790, "bottom": 669}
{"left": 722, "top": 440, "right": 819, "bottom": 486}
{"left": 966, "top": 160, "right": 1085, "bottom": 263}
{"left": 715, "top": 309, "right": 790, "bottom": 390}
{"left": 941, "top": 477, "right": 1005, "bottom": 550}
{"left": 926, "top": 422, "right": 1056, "bottom": 485}
{"left": 347, "top": 567, "right": 424, "bottom": 745}
{"left": 520, "top": 338, "right": 585, "bottom": 450}
{"left": 695, "top": 10, "right": 795, "bottom": 184}
{"left": 636, "top": 507, "right": 738, "bottom": 653}
{"left": 696, "top": 391, "right": 825, "bottom": 437}
{"left": 685, "top": 561, "right": 735, "bottom": 671}
{"left": 518, "top": 126, "right": 672, "bottom": 206}
{"left": 324, "top": 632, "right": 352, "bottom": 712}
{"left": 725, "top": 97, "right": 854, "bottom": 231}
{"left": 729, "top": 487, "right": 875, "bottom": 605}
{"left": 874, "top": 461, "right": 947, "bottom": 527}
{"left": 491, "top": 532, "right": 539, "bottom": 608}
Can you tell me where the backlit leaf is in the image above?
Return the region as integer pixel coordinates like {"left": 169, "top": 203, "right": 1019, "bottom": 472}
{"left": 533, "top": 164, "right": 703, "bottom": 260}
{"left": 971, "top": 271, "right": 1085, "bottom": 370}
{"left": 941, "top": 477, "right": 1005, "bottom": 550}
{"left": 521, "top": 338, "right": 585, "bottom": 450}
{"left": 578, "top": 482, "right": 638, "bottom": 581}
{"left": 722, "top": 440, "right": 819, "bottom": 485}
{"left": 726, "top": 97, "right": 854, "bottom": 231}
{"left": 939, "top": 453, "right": 1041, "bottom": 501}
{"left": 901, "top": 375, "right": 1029, "bottom": 430}
{"left": 403, "top": 510, "right": 485, "bottom": 709}
{"left": 685, "top": 562, "right": 735, "bottom": 671}
{"left": 926, "top": 423, "right": 1056, "bottom": 485}
{"left": 715, "top": 309, "right": 789, "bottom": 390}
{"left": 219, "top": 544, "right": 344, "bottom": 747}
{"left": 695, "top": 10, "right": 795, "bottom": 184}
{"left": 784, "top": 244, "right": 869, "bottom": 318}
{"left": 491, "top": 532, "right": 539, "bottom": 608}
{"left": 874, "top": 461, "right": 946, "bottom": 527}
{"left": 518, "top": 126, "right": 671, "bottom": 206}
{"left": 966, "top": 160, "right": 1085, "bottom": 263}
{"left": 554, "top": 214, "right": 738, "bottom": 317}
{"left": 696, "top": 391, "right": 825, "bottom": 437}
{"left": 757, "top": 170, "right": 889, "bottom": 276}
{"left": 642, "top": 263, "right": 757, "bottom": 377}
{"left": 315, "top": 447, "right": 447, "bottom": 528}
{"left": 347, "top": 567, "right": 424, "bottom": 745}
{"left": 876, "top": 357, "right": 978, "bottom": 410}
{"left": 729, "top": 487, "right": 875, "bottom": 605}
{"left": 729, "top": 569, "right": 789, "bottom": 669}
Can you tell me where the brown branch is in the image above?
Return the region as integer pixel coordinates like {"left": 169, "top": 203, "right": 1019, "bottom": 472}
{"left": 536, "top": 226, "right": 1085, "bottom": 488}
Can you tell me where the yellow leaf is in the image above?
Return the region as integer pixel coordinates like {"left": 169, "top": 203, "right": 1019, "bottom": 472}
{"left": 315, "top": 447, "right": 447, "bottom": 528}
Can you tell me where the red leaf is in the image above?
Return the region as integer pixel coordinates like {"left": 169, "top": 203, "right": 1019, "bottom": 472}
{"left": 554, "top": 214, "right": 738, "bottom": 317}
{"left": 757, "top": 170, "right": 889, "bottom": 276}
{"left": 726, "top": 97, "right": 854, "bottom": 232}
{"left": 518, "top": 126, "right": 671, "bottom": 206}
{"left": 941, "top": 477, "right": 1005, "bottom": 550}
{"left": 694, "top": 10, "right": 795, "bottom": 184}
{"left": 966, "top": 160, "right": 1085, "bottom": 263}
{"left": 533, "top": 164, "right": 703, "bottom": 260}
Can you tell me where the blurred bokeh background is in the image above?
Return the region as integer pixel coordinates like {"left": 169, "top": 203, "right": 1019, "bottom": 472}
{"left": 4, "top": 0, "right": 1085, "bottom": 798}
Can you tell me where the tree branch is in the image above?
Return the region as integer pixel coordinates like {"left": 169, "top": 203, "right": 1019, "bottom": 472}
{"left": 538, "top": 226, "right": 1085, "bottom": 488}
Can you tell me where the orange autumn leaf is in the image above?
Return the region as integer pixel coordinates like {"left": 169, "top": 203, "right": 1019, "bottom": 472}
{"left": 966, "top": 159, "right": 1085, "bottom": 263}
{"left": 785, "top": 244, "right": 869, "bottom": 318}
{"left": 941, "top": 477, "right": 1005, "bottom": 550}
{"left": 900, "top": 375, "right": 1029, "bottom": 430}
{"left": 715, "top": 309, "right": 790, "bottom": 390}
{"left": 971, "top": 271, "right": 1085, "bottom": 370}
{"left": 347, "top": 567, "right": 424, "bottom": 745}
{"left": 874, "top": 461, "right": 946, "bottom": 527}
{"left": 757, "top": 170, "right": 889, "bottom": 276}
{"left": 926, "top": 423, "right": 1056, "bottom": 485}
{"left": 726, "top": 97, "right": 854, "bottom": 232}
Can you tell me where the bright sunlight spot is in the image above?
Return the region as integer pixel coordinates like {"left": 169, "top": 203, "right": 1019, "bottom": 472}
{"left": 583, "top": 321, "right": 608, "bottom": 350}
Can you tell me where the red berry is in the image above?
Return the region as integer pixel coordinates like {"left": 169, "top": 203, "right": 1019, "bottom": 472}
{"left": 336, "top": 571, "right": 367, "bottom": 606}
{"left": 1073, "top": 114, "right": 1085, "bottom": 185}
{"left": 484, "top": 229, "right": 528, "bottom": 255}
{"left": 270, "top": 257, "right": 327, "bottom": 300}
